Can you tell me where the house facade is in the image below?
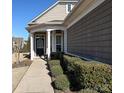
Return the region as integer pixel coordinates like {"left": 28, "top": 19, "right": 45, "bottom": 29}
{"left": 26, "top": 0, "right": 112, "bottom": 64}
{"left": 26, "top": 0, "right": 78, "bottom": 60}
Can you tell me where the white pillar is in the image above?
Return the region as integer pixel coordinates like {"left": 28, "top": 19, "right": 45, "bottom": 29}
{"left": 47, "top": 29, "right": 52, "bottom": 59}
{"left": 64, "top": 30, "right": 67, "bottom": 53}
{"left": 30, "top": 33, "right": 34, "bottom": 60}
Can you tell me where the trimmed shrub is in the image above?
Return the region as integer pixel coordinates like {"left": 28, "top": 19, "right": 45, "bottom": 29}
{"left": 51, "top": 52, "right": 63, "bottom": 59}
{"left": 53, "top": 75, "right": 70, "bottom": 91}
{"left": 62, "top": 55, "right": 112, "bottom": 93}
{"left": 49, "top": 60, "right": 60, "bottom": 67}
{"left": 78, "top": 88, "right": 99, "bottom": 93}
{"left": 73, "top": 61, "right": 112, "bottom": 92}
{"left": 51, "top": 65, "right": 63, "bottom": 77}
{"left": 99, "top": 84, "right": 112, "bottom": 93}
{"left": 62, "top": 55, "right": 82, "bottom": 72}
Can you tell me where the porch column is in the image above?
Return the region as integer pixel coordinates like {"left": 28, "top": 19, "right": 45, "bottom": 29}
{"left": 64, "top": 30, "right": 67, "bottom": 53}
{"left": 46, "top": 29, "right": 52, "bottom": 59}
{"left": 30, "top": 33, "right": 34, "bottom": 60}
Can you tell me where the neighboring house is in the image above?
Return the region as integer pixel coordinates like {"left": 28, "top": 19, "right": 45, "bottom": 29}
{"left": 12, "top": 37, "right": 24, "bottom": 53}
{"left": 26, "top": 0, "right": 112, "bottom": 64}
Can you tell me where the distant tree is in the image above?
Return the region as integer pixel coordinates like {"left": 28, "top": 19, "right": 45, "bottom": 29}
{"left": 12, "top": 37, "right": 24, "bottom": 64}
{"left": 27, "top": 36, "right": 30, "bottom": 52}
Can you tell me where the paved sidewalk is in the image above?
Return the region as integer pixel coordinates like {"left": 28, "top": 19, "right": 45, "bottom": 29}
{"left": 14, "top": 59, "right": 54, "bottom": 93}
{"left": 12, "top": 66, "right": 29, "bottom": 92}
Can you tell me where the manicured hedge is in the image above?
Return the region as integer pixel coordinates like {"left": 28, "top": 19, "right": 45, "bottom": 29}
{"left": 53, "top": 75, "right": 70, "bottom": 91}
{"left": 78, "top": 88, "right": 99, "bottom": 93}
{"left": 51, "top": 65, "right": 63, "bottom": 77}
{"left": 62, "top": 55, "right": 112, "bottom": 93}
{"left": 49, "top": 60, "right": 60, "bottom": 67}
{"left": 49, "top": 59, "right": 70, "bottom": 92}
{"left": 61, "top": 55, "right": 82, "bottom": 72}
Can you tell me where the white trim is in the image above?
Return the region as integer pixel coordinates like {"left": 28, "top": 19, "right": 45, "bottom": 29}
{"left": 34, "top": 34, "right": 36, "bottom": 56}
{"left": 46, "top": 29, "right": 52, "bottom": 59}
{"left": 30, "top": 26, "right": 65, "bottom": 34}
{"left": 30, "top": 33, "right": 34, "bottom": 60}
{"left": 71, "top": 3, "right": 74, "bottom": 10}
{"left": 66, "top": 3, "right": 74, "bottom": 14}
{"left": 66, "top": 4, "right": 68, "bottom": 14}
{"left": 67, "top": 0, "right": 106, "bottom": 28}
{"left": 66, "top": 4, "right": 69, "bottom": 14}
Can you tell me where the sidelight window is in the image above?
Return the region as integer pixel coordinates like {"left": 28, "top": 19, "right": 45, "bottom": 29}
{"left": 56, "top": 35, "right": 61, "bottom": 52}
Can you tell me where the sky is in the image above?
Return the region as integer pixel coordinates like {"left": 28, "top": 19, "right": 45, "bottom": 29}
{"left": 12, "top": 0, "right": 57, "bottom": 40}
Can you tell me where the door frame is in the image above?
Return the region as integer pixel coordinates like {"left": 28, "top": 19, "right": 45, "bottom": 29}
{"left": 35, "top": 34, "right": 46, "bottom": 56}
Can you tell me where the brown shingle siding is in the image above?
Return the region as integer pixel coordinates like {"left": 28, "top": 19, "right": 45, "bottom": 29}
{"left": 67, "top": 0, "right": 112, "bottom": 64}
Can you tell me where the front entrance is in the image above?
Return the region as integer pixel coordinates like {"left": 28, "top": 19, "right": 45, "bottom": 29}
{"left": 36, "top": 35, "right": 45, "bottom": 56}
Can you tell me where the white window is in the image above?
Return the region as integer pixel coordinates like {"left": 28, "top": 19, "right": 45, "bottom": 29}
{"left": 66, "top": 3, "right": 72, "bottom": 13}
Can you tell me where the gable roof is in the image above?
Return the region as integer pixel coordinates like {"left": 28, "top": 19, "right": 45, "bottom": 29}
{"left": 28, "top": 0, "right": 78, "bottom": 25}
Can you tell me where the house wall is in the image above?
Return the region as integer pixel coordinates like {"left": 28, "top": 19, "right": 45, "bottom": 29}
{"left": 67, "top": 0, "right": 112, "bottom": 64}
{"left": 35, "top": 2, "right": 76, "bottom": 24}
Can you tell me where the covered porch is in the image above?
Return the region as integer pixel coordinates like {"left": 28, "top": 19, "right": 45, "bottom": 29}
{"left": 27, "top": 24, "right": 67, "bottom": 60}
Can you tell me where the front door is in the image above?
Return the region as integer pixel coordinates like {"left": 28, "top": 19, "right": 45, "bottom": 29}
{"left": 36, "top": 37, "right": 44, "bottom": 56}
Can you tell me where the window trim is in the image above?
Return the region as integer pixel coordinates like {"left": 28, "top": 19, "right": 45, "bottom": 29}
{"left": 66, "top": 3, "right": 73, "bottom": 14}
{"left": 55, "top": 34, "right": 62, "bottom": 52}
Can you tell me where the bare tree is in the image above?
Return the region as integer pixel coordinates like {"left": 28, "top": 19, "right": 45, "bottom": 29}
{"left": 13, "top": 38, "right": 23, "bottom": 64}
{"left": 15, "top": 45, "right": 20, "bottom": 64}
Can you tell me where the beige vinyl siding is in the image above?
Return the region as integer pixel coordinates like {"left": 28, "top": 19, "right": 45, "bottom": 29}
{"left": 67, "top": 0, "right": 112, "bottom": 64}
{"left": 35, "top": 3, "right": 67, "bottom": 23}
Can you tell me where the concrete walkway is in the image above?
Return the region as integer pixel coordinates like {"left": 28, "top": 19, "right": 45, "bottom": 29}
{"left": 14, "top": 59, "right": 54, "bottom": 93}
{"left": 12, "top": 66, "right": 29, "bottom": 92}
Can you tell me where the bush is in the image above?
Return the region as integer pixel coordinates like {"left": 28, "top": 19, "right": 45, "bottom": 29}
{"left": 100, "top": 84, "right": 112, "bottom": 93}
{"left": 74, "top": 61, "right": 112, "bottom": 92}
{"left": 51, "top": 65, "right": 63, "bottom": 77}
{"left": 62, "top": 55, "right": 82, "bottom": 72}
{"left": 63, "top": 55, "right": 112, "bottom": 93}
{"left": 53, "top": 75, "right": 70, "bottom": 91}
{"left": 51, "top": 52, "right": 63, "bottom": 59}
{"left": 78, "top": 88, "right": 99, "bottom": 93}
{"left": 49, "top": 60, "right": 60, "bottom": 67}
